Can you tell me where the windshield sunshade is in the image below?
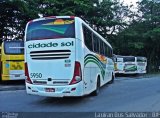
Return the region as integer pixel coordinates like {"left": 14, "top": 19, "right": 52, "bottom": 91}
{"left": 26, "top": 18, "right": 75, "bottom": 41}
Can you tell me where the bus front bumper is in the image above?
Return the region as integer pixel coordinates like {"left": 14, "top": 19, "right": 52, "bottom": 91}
{"left": 26, "top": 82, "right": 84, "bottom": 97}
{"left": 2, "top": 74, "right": 26, "bottom": 81}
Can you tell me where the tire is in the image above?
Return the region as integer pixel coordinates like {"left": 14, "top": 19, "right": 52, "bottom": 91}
{"left": 92, "top": 77, "right": 100, "bottom": 96}
{"left": 108, "top": 74, "right": 114, "bottom": 84}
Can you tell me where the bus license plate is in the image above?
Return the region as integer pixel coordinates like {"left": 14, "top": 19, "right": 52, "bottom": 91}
{"left": 45, "top": 88, "right": 55, "bottom": 92}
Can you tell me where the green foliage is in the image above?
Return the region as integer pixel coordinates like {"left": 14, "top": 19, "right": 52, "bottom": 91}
{"left": 0, "top": 0, "right": 38, "bottom": 41}
{"left": 0, "top": 0, "right": 128, "bottom": 40}
{"left": 115, "top": 0, "right": 160, "bottom": 72}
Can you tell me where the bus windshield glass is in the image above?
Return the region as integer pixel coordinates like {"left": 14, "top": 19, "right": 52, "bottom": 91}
{"left": 4, "top": 41, "right": 24, "bottom": 55}
{"left": 26, "top": 18, "right": 75, "bottom": 41}
{"left": 137, "top": 57, "right": 146, "bottom": 62}
{"left": 123, "top": 57, "right": 135, "bottom": 62}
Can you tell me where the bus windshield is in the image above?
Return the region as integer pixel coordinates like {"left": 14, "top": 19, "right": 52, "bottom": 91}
{"left": 26, "top": 18, "right": 75, "bottom": 41}
{"left": 123, "top": 57, "right": 135, "bottom": 62}
{"left": 4, "top": 41, "right": 24, "bottom": 55}
{"left": 137, "top": 57, "right": 147, "bottom": 62}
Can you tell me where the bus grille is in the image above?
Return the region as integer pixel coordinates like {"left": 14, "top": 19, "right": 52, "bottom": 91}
{"left": 33, "top": 80, "right": 69, "bottom": 86}
{"left": 52, "top": 80, "right": 69, "bottom": 85}
{"left": 30, "top": 50, "right": 71, "bottom": 60}
{"left": 124, "top": 64, "right": 137, "bottom": 72}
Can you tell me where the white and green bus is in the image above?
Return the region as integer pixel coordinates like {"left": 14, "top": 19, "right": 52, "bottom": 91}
{"left": 114, "top": 55, "right": 147, "bottom": 74}
{"left": 24, "top": 16, "right": 115, "bottom": 97}
{"left": 136, "top": 56, "right": 147, "bottom": 74}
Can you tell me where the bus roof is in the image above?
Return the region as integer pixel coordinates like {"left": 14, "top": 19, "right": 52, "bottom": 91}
{"left": 28, "top": 16, "right": 75, "bottom": 23}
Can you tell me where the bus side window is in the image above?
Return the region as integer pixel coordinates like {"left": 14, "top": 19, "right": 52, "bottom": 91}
{"left": 99, "top": 40, "right": 103, "bottom": 55}
{"left": 93, "top": 34, "right": 100, "bottom": 53}
{"left": 106, "top": 46, "right": 109, "bottom": 57}
{"left": 105, "top": 45, "right": 112, "bottom": 58}
{"left": 83, "top": 25, "right": 93, "bottom": 51}
{"left": 110, "top": 48, "right": 113, "bottom": 58}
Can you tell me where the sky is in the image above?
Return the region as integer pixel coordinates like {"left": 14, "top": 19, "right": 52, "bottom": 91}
{"left": 122, "top": 0, "right": 139, "bottom": 6}
{"left": 99, "top": 0, "right": 140, "bottom": 6}
{"left": 121, "top": 0, "right": 140, "bottom": 12}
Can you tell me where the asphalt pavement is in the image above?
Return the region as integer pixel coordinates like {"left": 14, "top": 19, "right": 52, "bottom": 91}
{"left": 0, "top": 74, "right": 160, "bottom": 118}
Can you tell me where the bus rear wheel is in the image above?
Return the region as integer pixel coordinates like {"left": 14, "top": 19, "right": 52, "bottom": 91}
{"left": 92, "top": 77, "right": 100, "bottom": 96}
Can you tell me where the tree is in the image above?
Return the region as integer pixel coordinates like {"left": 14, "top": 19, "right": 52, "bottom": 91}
{"left": 115, "top": 0, "right": 160, "bottom": 72}
{"left": 0, "top": 0, "right": 39, "bottom": 42}
{"left": 0, "top": 0, "right": 129, "bottom": 43}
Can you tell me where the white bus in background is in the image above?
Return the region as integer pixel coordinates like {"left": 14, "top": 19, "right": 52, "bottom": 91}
{"left": 114, "top": 55, "right": 147, "bottom": 74}
{"left": 136, "top": 56, "right": 147, "bottom": 74}
{"left": 24, "top": 16, "right": 115, "bottom": 97}
{"left": 114, "top": 55, "right": 136, "bottom": 74}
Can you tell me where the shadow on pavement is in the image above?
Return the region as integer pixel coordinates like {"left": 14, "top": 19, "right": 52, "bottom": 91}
{"left": 115, "top": 73, "right": 144, "bottom": 78}
{"left": 36, "top": 94, "right": 94, "bottom": 106}
{"left": 34, "top": 83, "right": 111, "bottom": 106}
{"left": 0, "top": 80, "right": 25, "bottom": 91}
{"left": 0, "top": 80, "right": 25, "bottom": 85}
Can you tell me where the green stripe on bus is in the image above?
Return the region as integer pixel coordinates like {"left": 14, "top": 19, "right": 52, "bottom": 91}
{"left": 125, "top": 66, "right": 137, "bottom": 71}
{"left": 84, "top": 54, "right": 106, "bottom": 79}
{"left": 84, "top": 55, "right": 104, "bottom": 69}
{"left": 84, "top": 54, "right": 105, "bottom": 67}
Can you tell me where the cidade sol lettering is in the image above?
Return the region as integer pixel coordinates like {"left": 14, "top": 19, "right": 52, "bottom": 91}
{"left": 28, "top": 42, "right": 58, "bottom": 48}
{"left": 61, "top": 41, "right": 74, "bottom": 47}
{"left": 28, "top": 41, "right": 74, "bottom": 48}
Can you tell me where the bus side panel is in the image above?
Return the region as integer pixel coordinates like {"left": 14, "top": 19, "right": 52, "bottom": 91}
{"left": 84, "top": 51, "right": 111, "bottom": 94}
{"left": 75, "top": 18, "right": 85, "bottom": 95}
{"left": 102, "top": 57, "right": 113, "bottom": 85}
{"left": 91, "top": 61, "right": 101, "bottom": 89}
{"left": 79, "top": 19, "right": 112, "bottom": 95}
{"left": 75, "top": 19, "right": 95, "bottom": 95}
{"left": 84, "top": 49, "right": 94, "bottom": 94}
